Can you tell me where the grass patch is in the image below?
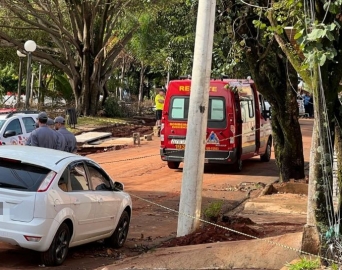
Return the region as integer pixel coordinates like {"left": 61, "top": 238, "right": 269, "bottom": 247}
{"left": 76, "top": 116, "right": 127, "bottom": 126}
{"left": 204, "top": 201, "right": 223, "bottom": 223}
{"left": 286, "top": 258, "right": 320, "bottom": 270}
{"left": 65, "top": 116, "right": 128, "bottom": 133}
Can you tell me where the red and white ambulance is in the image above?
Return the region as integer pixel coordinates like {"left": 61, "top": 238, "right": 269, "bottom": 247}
{"left": 160, "top": 78, "right": 272, "bottom": 171}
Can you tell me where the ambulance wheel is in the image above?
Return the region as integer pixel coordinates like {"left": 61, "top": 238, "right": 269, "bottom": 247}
{"left": 231, "top": 158, "right": 242, "bottom": 172}
{"left": 167, "top": 161, "right": 180, "bottom": 169}
{"left": 260, "top": 139, "right": 272, "bottom": 162}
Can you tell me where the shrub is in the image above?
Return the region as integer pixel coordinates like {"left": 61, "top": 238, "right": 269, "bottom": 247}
{"left": 204, "top": 201, "right": 223, "bottom": 223}
{"left": 104, "top": 96, "right": 122, "bottom": 117}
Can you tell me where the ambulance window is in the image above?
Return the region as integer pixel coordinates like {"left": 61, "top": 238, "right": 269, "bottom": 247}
{"left": 240, "top": 101, "right": 247, "bottom": 122}
{"left": 248, "top": 100, "right": 254, "bottom": 118}
{"left": 210, "top": 99, "right": 224, "bottom": 120}
{"left": 171, "top": 98, "right": 189, "bottom": 119}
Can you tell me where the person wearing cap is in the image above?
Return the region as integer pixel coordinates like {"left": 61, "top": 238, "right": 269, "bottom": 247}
{"left": 26, "top": 112, "right": 58, "bottom": 149}
{"left": 47, "top": 118, "right": 67, "bottom": 151}
{"left": 54, "top": 116, "right": 77, "bottom": 153}
{"left": 25, "top": 121, "right": 40, "bottom": 146}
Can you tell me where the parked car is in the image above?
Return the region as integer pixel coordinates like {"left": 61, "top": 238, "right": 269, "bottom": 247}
{"left": 0, "top": 146, "right": 132, "bottom": 266}
{"left": 0, "top": 110, "right": 38, "bottom": 145}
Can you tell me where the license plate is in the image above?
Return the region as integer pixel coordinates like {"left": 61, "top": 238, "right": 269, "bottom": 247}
{"left": 171, "top": 139, "right": 186, "bottom": 145}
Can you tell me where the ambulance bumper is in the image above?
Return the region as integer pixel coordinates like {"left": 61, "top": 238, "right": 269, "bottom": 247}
{"left": 160, "top": 148, "right": 238, "bottom": 164}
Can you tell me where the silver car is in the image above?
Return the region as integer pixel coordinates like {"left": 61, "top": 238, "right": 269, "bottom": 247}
{"left": 0, "top": 145, "right": 132, "bottom": 266}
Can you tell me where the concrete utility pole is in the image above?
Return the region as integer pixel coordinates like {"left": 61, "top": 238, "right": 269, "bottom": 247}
{"left": 177, "top": 0, "right": 216, "bottom": 237}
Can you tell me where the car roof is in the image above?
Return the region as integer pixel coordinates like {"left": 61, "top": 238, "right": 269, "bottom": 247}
{"left": 0, "top": 145, "right": 85, "bottom": 170}
{"left": 0, "top": 113, "right": 38, "bottom": 120}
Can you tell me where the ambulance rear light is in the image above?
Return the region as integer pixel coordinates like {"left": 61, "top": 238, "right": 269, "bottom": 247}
{"left": 230, "top": 125, "right": 235, "bottom": 145}
{"left": 160, "top": 134, "right": 164, "bottom": 141}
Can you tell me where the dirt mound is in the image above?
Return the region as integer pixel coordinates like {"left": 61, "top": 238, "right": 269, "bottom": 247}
{"left": 161, "top": 217, "right": 259, "bottom": 247}
{"left": 94, "top": 125, "right": 152, "bottom": 138}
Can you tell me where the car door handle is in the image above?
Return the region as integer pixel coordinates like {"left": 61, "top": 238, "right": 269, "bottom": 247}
{"left": 73, "top": 200, "right": 81, "bottom": 205}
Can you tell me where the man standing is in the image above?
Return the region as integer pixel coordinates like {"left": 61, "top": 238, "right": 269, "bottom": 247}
{"left": 303, "top": 92, "right": 310, "bottom": 117}
{"left": 155, "top": 89, "right": 165, "bottom": 126}
{"left": 47, "top": 118, "right": 67, "bottom": 151}
{"left": 26, "top": 112, "right": 58, "bottom": 149}
{"left": 54, "top": 116, "right": 77, "bottom": 153}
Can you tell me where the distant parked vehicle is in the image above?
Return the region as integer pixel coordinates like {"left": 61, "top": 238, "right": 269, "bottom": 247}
{"left": 0, "top": 110, "right": 38, "bottom": 145}
{"left": 160, "top": 78, "right": 273, "bottom": 171}
{"left": 0, "top": 146, "right": 132, "bottom": 266}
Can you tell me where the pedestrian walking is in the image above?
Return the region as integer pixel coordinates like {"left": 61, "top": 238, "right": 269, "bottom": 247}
{"left": 155, "top": 89, "right": 165, "bottom": 126}
{"left": 54, "top": 116, "right": 77, "bottom": 153}
{"left": 303, "top": 93, "right": 310, "bottom": 117}
{"left": 26, "top": 112, "right": 58, "bottom": 149}
{"left": 47, "top": 118, "right": 67, "bottom": 151}
{"left": 308, "top": 94, "right": 314, "bottom": 118}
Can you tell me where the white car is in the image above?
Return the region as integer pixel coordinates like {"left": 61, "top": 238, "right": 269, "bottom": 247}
{"left": 0, "top": 146, "right": 132, "bottom": 266}
{"left": 0, "top": 110, "right": 38, "bottom": 145}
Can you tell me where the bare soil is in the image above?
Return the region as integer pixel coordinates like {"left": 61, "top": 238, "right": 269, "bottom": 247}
{"left": 0, "top": 119, "right": 314, "bottom": 270}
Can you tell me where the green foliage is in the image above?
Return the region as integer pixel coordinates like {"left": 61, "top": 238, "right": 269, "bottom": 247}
{"left": 286, "top": 258, "right": 320, "bottom": 270}
{"left": 104, "top": 96, "right": 123, "bottom": 118}
{"left": 54, "top": 74, "right": 73, "bottom": 102}
{"left": 204, "top": 201, "right": 223, "bottom": 222}
{"left": 0, "top": 64, "right": 18, "bottom": 93}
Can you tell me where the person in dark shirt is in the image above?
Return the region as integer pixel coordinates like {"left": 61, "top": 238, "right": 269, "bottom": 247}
{"left": 47, "top": 118, "right": 67, "bottom": 151}
{"left": 26, "top": 112, "right": 58, "bottom": 149}
{"left": 54, "top": 116, "right": 77, "bottom": 153}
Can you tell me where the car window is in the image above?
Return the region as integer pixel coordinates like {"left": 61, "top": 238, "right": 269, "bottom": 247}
{"left": 22, "top": 117, "right": 36, "bottom": 133}
{"left": 0, "top": 160, "right": 50, "bottom": 192}
{"left": 69, "top": 163, "right": 90, "bottom": 191}
{"left": 58, "top": 168, "right": 70, "bottom": 192}
{"left": 5, "top": 119, "right": 22, "bottom": 135}
{"left": 0, "top": 119, "right": 5, "bottom": 130}
{"left": 87, "top": 164, "right": 111, "bottom": 191}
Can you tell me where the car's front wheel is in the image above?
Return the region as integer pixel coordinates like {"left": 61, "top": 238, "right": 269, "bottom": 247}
{"left": 105, "top": 211, "right": 130, "bottom": 248}
{"left": 40, "top": 223, "right": 70, "bottom": 266}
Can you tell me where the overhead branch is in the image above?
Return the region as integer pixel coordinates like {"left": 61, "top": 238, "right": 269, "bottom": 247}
{"left": 101, "top": 26, "right": 138, "bottom": 77}
{"left": 0, "top": 30, "right": 71, "bottom": 76}
{"left": 267, "top": 10, "right": 311, "bottom": 85}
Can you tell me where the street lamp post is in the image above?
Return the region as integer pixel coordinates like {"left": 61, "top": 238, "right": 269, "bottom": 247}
{"left": 16, "top": 50, "right": 26, "bottom": 108}
{"left": 24, "top": 40, "right": 36, "bottom": 110}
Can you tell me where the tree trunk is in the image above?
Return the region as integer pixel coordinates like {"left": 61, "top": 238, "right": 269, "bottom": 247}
{"left": 271, "top": 99, "right": 305, "bottom": 182}
{"left": 119, "top": 57, "right": 126, "bottom": 101}
{"left": 102, "top": 84, "right": 109, "bottom": 107}
{"left": 245, "top": 43, "right": 305, "bottom": 182}
{"left": 139, "top": 63, "right": 145, "bottom": 103}
{"left": 302, "top": 67, "right": 335, "bottom": 255}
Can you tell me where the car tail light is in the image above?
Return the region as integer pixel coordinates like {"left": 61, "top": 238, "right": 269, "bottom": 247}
{"left": 24, "top": 235, "right": 42, "bottom": 242}
{"left": 37, "top": 171, "right": 57, "bottom": 192}
{"left": 228, "top": 113, "right": 235, "bottom": 145}
{"left": 160, "top": 123, "right": 165, "bottom": 142}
